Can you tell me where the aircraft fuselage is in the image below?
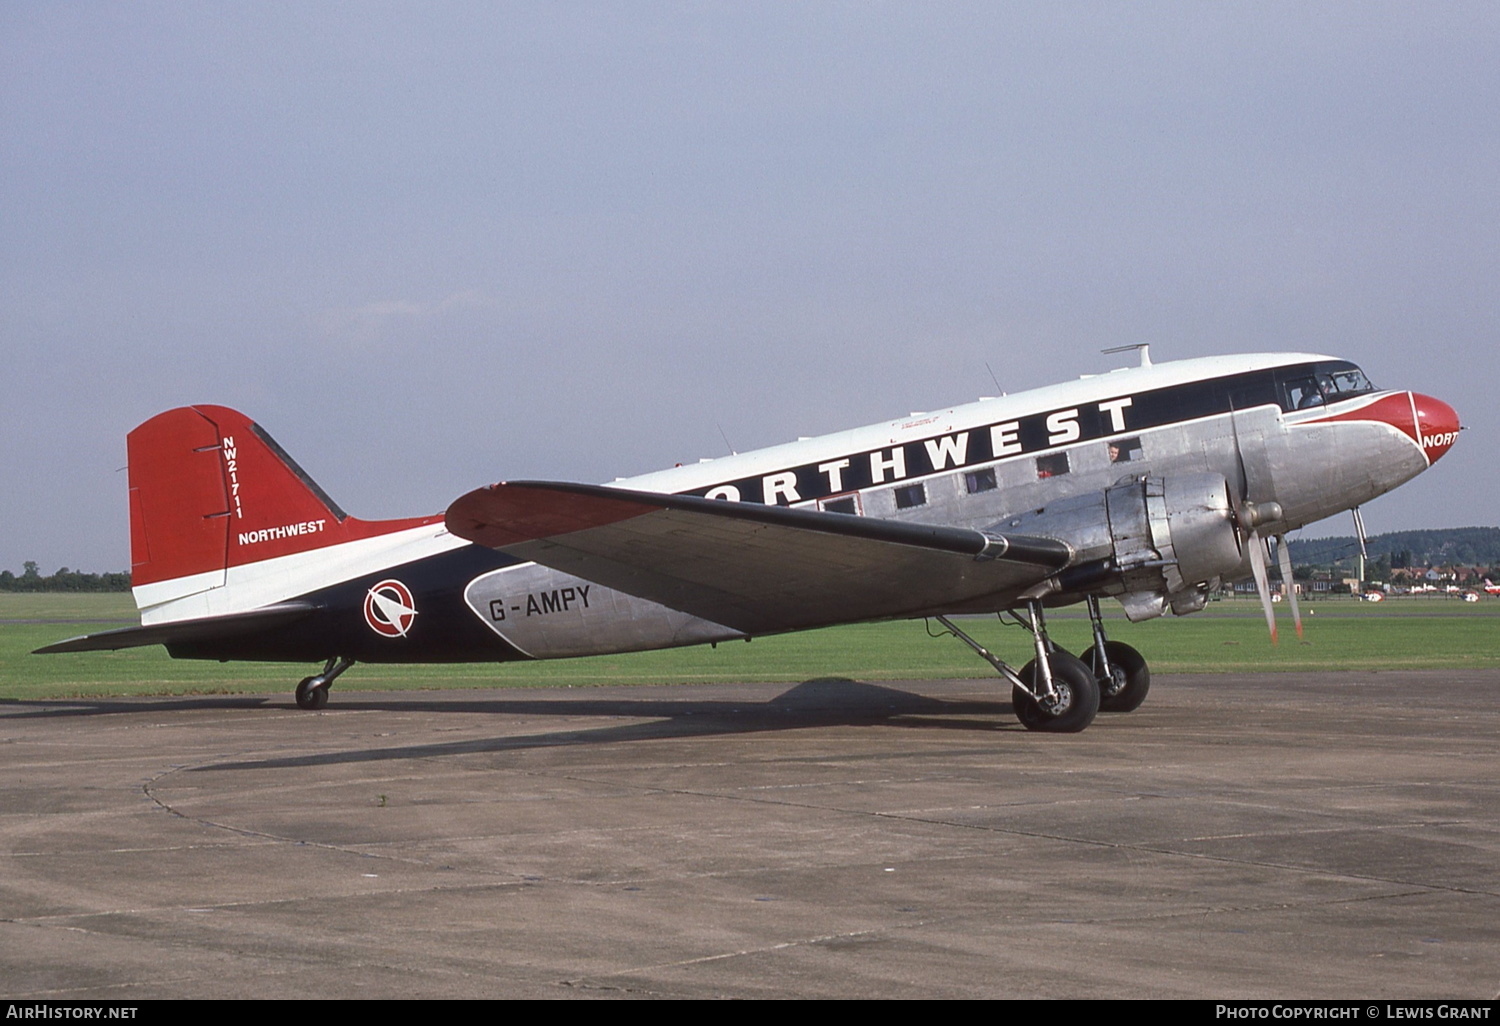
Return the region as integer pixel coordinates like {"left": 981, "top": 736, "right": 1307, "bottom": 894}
{"left": 140, "top": 351, "right": 1457, "bottom": 667}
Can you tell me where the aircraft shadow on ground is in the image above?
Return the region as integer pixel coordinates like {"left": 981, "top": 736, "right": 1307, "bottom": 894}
{"left": 2, "top": 678, "right": 1018, "bottom": 769}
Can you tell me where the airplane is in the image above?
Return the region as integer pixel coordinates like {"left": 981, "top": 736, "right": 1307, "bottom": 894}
{"left": 37, "top": 348, "right": 1461, "bottom": 733}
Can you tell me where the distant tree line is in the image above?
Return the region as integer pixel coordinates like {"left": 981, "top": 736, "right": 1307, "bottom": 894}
{"left": 1286, "top": 527, "right": 1500, "bottom": 569}
{"left": 5, "top": 526, "right": 1495, "bottom": 595}
{"left": 0, "top": 562, "right": 131, "bottom": 592}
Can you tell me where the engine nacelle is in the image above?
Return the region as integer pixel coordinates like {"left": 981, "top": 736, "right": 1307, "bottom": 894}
{"left": 992, "top": 472, "right": 1244, "bottom": 621}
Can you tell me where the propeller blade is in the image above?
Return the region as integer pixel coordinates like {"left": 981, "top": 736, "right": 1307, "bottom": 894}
{"left": 1273, "top": 533, "right": 1303, "bottom": 640}
{"left": 1246, "top": 529, "right": 1278, "bottom": 644}
{"left": 1229, "top": 403, "right": 1284, "bottom": 646}
{"left": 1227, "top": 401, "right": 1251, "bottom": 507}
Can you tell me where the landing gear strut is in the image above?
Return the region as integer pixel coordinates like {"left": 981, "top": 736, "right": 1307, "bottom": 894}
{"left": 295, "top": 656, "right": 355, "bottom": 710}
{"left": 1078, "top": 595, "right": 1150, "bottom": 712}
{"left": 935, "top": 600, "right": 1099, "bottom": 733}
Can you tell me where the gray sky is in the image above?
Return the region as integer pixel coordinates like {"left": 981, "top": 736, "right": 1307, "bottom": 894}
{"left": 3, "top": 2, "right": 1496, "bottom": 574}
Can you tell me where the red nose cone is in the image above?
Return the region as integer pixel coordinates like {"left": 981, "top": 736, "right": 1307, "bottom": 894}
{"left": 1413, "top": 394, "right": 1461, "bottom": 463}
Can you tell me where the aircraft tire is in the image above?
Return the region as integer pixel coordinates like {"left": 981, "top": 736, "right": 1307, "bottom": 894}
{"left": 295, "top": 677, "right": 329, "bottom": 711}
{"left": 1014, "top": 652, "right": 1099, "bottom": 733}
{"left": 1081, "top": 641, "right": 1151, "bottom": 713}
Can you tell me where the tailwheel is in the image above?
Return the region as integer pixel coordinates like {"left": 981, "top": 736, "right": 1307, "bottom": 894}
{"left": 1080, "top": 641, "right": 1151, "bottom": 713}
{"left": 1013, "top": 651, "right": 1098, "bottom": 733}
{"left": 293, "top": 656, "right": 354, "bottom": 710}
{"left": 295, "top": 677, "right": 328, "bottom": 710}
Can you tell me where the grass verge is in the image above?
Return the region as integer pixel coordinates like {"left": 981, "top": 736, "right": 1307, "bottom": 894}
{"left": 3, "top": 594, "right": 1497, "bottom": 701}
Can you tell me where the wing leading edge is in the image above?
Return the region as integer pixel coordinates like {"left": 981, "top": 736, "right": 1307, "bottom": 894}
{"left": 445, "top": 481, "right": 1073, "bottom": 634}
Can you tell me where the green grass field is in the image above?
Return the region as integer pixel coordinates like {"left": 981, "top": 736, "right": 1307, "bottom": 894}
{"left": 2, "top": 592, "right": 1496, "bottom": 700}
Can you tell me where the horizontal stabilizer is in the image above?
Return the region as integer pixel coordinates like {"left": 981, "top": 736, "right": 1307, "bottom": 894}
{"left": 446, "top": 481, "right": 1072, "bottom": 633}
{"left": 33, "top": 602, "right": 316, "bottom": 655}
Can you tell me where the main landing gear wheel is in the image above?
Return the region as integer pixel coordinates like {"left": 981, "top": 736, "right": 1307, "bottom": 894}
{"left": 1013, "top": 652, "right": 1099, "bottom": 733}
{"left": 295, "top": 677, "right": 329, "bottom": 710}
{"left": 1081, "top": 641, "right": 1150, "bottom": 713}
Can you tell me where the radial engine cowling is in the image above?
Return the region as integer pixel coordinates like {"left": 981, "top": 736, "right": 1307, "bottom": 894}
{"left": 993, "top": 472, "right": 1244, "bottom": 622}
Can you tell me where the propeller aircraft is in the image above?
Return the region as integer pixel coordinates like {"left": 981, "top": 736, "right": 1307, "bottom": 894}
{"left": 38, "top": 349, "right": 1461, "bottom": 733}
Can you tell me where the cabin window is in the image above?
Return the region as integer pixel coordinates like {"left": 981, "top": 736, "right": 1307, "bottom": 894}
{"left": 1109, "top": 437, "right": 1143, "bottom": 463}
{"left": 894, "top": 483, "right": 927, "bottom": 509}
{"left": 965, "top": 467, "right": 997, "bottom": 494}
{"left": 819, "top": 494, "right": 861, "bottom": 515}
{"left": 1035, "top": 453, "right": 1069, "bottom": 479}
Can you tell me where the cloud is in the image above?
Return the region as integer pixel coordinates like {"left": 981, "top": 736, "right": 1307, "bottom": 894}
{"left": 314, "top": 290, "right": 491, "bottom": 348}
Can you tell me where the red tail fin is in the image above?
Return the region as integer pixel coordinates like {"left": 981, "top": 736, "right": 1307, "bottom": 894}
{"left": 128, "top": 406, "right": 439, "bottom": 591}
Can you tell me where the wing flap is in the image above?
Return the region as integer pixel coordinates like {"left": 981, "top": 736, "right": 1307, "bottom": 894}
{"left": 446, "top": 482, "right": 1071, "bottom": 634}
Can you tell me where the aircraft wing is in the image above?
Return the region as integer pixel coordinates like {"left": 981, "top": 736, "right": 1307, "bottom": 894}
{"left": 445, "top": 481, "right": 1072, "bottom": 634}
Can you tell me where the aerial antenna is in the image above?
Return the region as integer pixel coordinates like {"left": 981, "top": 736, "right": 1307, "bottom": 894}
{"left": 716, "top": 423, "right": 737, "bottom": 456}
{"left": 984, "top": 361, "right": 1003, "bottom": 393}
{"left": 1101, "top": 343, "right": 1152, "bottom": 368}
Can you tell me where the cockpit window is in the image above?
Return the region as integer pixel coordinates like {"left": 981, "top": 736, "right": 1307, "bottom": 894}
{"left": 1323, "top": 364, "right": 1373, "bottom": 395}
{"left": 1278, "top": 361, "right": 1376, "bottom": 411}
{"left": 1285, "top": 376, "right": 1324, "bottom": 410}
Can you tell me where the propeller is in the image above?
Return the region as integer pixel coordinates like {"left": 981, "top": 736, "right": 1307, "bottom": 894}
{"left": 1272, "top": 531, "right": 1303, "bottom": 640}
{"left": 1227, "top": 403, "right": 1290, "bottom": 645}
{"left": 1245, "top": 526, "right": 1278, "bottom": 644}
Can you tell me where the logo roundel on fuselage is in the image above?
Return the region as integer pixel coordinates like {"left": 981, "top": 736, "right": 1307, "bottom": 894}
{"left": 364, "top": 579, "right": 418, "bottom": 638}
